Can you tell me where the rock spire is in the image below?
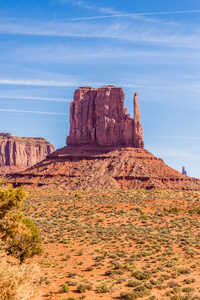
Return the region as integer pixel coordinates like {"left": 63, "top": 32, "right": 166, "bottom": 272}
{"left": 66, "top": 86, "right": 144, "bottom": 148}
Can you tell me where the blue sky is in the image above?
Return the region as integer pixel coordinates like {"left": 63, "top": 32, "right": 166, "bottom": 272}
{"left": 0, "top": 0, "right": 200, "bottom": 178}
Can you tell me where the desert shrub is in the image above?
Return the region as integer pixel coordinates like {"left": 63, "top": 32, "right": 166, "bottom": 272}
{"left": 97, "top": 282, "right": 111, "bottom": 293}
{"left": 77, "top": 284, "right": 92, "bottom": 293}
{"left": 164, "top": 207, "right": 180, "bottom": 213}
{"left": 134, "top": 285, "right": 148, "bottom": 292}
{"left": 105, "top": 269, "right": 124, "bottom": 276}
{"left": 188, "top": 207, "right": 200, "bottom": 215}
{"left": 144, "top": 282, "right": 153, "bottom": 289}
{"left": 178, "top": 268, "right": 191, "bottom": 275}
{"left": 86, "top": 266, "right": 93, "bottom": 271}
{"left": 168, "top": 281, "right": 180, "bottom": 288}
{"left": 0, "top": 181, "right": 26, "bottom": 220}
{"left": 116, "top": 277, "right": 126, "bottom": 284}
{"left": 62, "top": 255, "right": 70, "bottom": 261}
{"left": 184, "top": 278, "right": 191, "bottom": 284}
{"left": 111, "top": 260, "right": 123, "bottom": 269}
{"left": 4, "top": 216, "right": 43, "bottom": 264}
{"left": 127, "top": 280, "right": 141, "bottom": 287}
{"left": 68, "top": 272, "right": 78, "bottom": 277}
{"left": 61, "top": 284, "right": 69, "bottom": 293}
{"left": 120, "top": 286, "right": 151, "bottom": 299}
{"left": 125, "top": 262, "right": 137, "bottom": 271}
{"left": 0, "top": 182, "right": 43, "bottom": 264}
{"left": 182, "top": 287, "right": 195, "bottom": 293}
{"left": 66, "top": 280, "right": 78, "bottom": 286}
{"left": 39, "top": 276, "right": 50, "bottom": 285}
{"left": 0, "top": 251, "right": 42, "bottom": 300}
{"left": 132, "top": 270, "right": 152, "bottom": 280}
{"left": 120, "top": 291, "right": 137, "bottom": 299}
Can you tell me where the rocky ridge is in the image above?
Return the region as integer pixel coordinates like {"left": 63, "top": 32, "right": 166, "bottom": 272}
{"left": 0, "top": 133, "right": 54, "bottom": 175}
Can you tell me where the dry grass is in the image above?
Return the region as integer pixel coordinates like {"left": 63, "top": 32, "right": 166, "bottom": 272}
{"left": 0, "top": 251, "right": 42, "bottom": 300}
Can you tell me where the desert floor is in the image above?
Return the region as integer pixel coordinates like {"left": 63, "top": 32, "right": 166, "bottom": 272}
{"left": 19, "top": 189, "right": 200, "bottom": 299}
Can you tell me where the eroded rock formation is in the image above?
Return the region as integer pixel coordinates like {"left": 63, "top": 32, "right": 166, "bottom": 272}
{"left": 66, "top": 86, "right": 144, "bottom": 148}
{"left": 0, "top": 133, "right": 54, "bottom": 168}
{"left": 6, "top": 86, "right": 200, "bottom": 191}
{"left": 6, "top": 147, "right": 200, "bottom": 191}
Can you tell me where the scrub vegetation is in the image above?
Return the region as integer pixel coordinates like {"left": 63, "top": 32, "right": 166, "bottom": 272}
{"left": 5, "top": 188, "right": 200, "bottom": 300}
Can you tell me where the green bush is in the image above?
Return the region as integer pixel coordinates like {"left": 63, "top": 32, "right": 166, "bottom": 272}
{"left": 62, "top": 284, "right": 69, "bottom": 293}
{"left": 169, "top": 207, "right": 181, "bottom": 213}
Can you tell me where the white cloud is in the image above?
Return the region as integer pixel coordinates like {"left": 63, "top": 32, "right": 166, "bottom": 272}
{"left": 0, "top": 109, "right": 68, "bottom": 115}
{"left": 0, "top": 16, "right": 200, "bottom": 49}
{"left": 10, "top": 44, "right": 200, "bottom": 66}
{"left": 0, "top": 95, "right": 70, "bottom": 102}
{"left": 0, "top": 79, "right": 79, "bottom": 87}
{"left": 58, "top": 0, "right": 120, "bottom": 15}
{"left": 145, "top": 135, "right": 200, "bottom": 140}
{"left": 68, "top": 10, "right": 200, "bottom": 21}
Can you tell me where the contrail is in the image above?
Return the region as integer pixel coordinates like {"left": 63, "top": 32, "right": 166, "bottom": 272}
{"left": 0, "top": 109, "right": 68, "bottom": 115}
{"left": 68, "top": 10, "right": 200, "bottom": 21}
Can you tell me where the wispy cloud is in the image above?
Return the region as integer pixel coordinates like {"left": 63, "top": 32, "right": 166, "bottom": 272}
{"left": 58, "top": 0, "right": 120, "bottom": 15}
{"left": 0, "top": 109, "right": 68, "bottom": 115}
{"left": 0, "top": 78, "right": 113, "bottom": 88}
{"left": 58, "top": 0, "right": 95, "bottom": 11}
{"left": 10, "top": 44, "right": 200, "bottom": 66}
{"left": 0, "top": 95, "right": 70, "bottom": 102}
{"left": 68, "top": 10, "right": 200, "bottom": 21}
{"left": 0, "top": 17, "right": 200, "bottom": 49}
{"left": 145, "top": 135, "right": 200, "bottom": 140}
{"left": 0, "top": 79, "right": 79, "bottom": 87}
{"left": 0, "top": 77, "right": 168, "bottom": 90}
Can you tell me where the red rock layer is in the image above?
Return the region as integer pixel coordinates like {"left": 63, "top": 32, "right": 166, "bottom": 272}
{"left": 6, "top": 146, "right": 200, "bottom": 191}
{"left": 66, "top": 86, "right": 144, "bottom": 148}
{"left": 0, "top": 133, "right": 54, "bottom": 171}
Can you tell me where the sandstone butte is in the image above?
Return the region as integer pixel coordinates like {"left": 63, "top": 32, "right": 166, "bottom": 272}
{"left": 6, "top": 86, "right": 200, "bottom": 190}
{"left": 0, "top": 133, "right": 54, "bottom": 176}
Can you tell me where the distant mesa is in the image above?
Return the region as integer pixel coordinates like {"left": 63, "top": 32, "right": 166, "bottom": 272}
{"left": 0, "top": 133, "right": 54, "bottom": 176}
{"left": 5, "top": 86, "right": 200, "bottom": 191}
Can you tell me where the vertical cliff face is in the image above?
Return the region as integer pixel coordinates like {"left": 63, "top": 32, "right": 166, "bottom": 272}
{"left": 66, "top": 86, "right": 144, "bottom": 148}
{"left": 0, "top": 133, "right": 54, "bottom": 167}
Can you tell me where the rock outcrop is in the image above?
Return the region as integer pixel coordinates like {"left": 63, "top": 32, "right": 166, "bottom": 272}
{"left": 5, "top": 86, "right": 200, "bottom": 191}
{"left": 0, "top": 133, "right": 54, "bottom": 171}
{"left": 66, "top": 86, "right": 144, "bottom": 148}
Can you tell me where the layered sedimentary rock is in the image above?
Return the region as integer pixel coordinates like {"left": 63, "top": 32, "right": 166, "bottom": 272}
{"left": 0, "top": 133, "right": 54, "bottom": 170}
{"left": 6, "top": 146, "right": 200, "bottom": 190}
{"left": 66, "top": 86, "right": 144, "bottom": 148}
